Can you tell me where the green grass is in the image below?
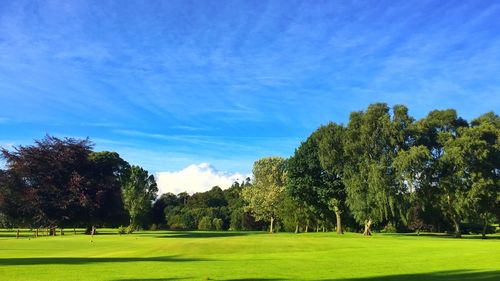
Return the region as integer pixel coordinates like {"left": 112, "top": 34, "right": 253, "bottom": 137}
{"left": 0, "top": 229, "right": 499, "bottom": 281}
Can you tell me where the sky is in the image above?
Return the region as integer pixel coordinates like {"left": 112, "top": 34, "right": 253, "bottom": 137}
{"left": 1, "top": 0, "right": 499, "bottom": 194}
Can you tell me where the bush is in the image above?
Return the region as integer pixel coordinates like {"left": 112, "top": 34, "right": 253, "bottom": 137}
{"left": 381, "top": 222, "right": 397, "bottom": 233}
{"left": 169, "top": 223, "right": 187, "bottom": 230}
{"left": 198, "top": 216, "right": 214, "bottom": 230}
{"left": 150, "top": 223, "right": 158, "bottom": 231}
{"left": 127, "top": 225, "right": 136, "bottom": 234}
{"left": 213, "top": 218, "right": 223, "bottom": 231}
{"left": 118, "top": 226, "right": 127, "bottom": 235}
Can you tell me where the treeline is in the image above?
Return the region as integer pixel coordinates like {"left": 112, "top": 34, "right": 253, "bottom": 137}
{"left": 1, "top": 103, "right": 498, "bottom": 238}
{"left": 0, "top": 136, "right": 157, "bottom": 235}
{"left": 244, "top": 103, "right": 499, "bottom": 238}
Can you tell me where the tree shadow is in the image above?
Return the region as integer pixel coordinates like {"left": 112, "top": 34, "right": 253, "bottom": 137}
{"left": 151, "top": 231, "right": 261, "bottom": 239}
{"left": 382, "top": 233, "right": 500, "bottom": 240}
{"left": 0, "top": 256, "right": 210, "bottom": 266}
{"left": 112, "top": 279, "right": 191, "bottom": 281}
{"left": 319, "top": 270, "right": 500, "bottom": 281}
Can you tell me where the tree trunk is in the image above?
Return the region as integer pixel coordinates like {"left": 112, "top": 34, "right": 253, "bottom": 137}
{"left": 90, "top": 225, "right": 96, "bottom": 241}
{"left": 35, "top": 228, "right": 39, "bottom": 237}
{"left": 269, "top": 217, "right": 274, "bottom": 233}
{"left": 60, "top": 228, "right": 64, "bottom": 236}
{"left": 452, "top": 218, "right": 461, "bottom": 238}
{"left": 316, "top": 225, "right": 320, "bottom": 232}
{"left": 322, "top": 226, "right": 326, "bottom": 232}
{"left": 305, "top": 224, "right": 309, "bottom": 233}
{"left": 295, "top": 223, "right": 299, "bottom": 234}
{"left": 335, "top": 212, "right": 343, "bottom": 234}
{"left": 16, "top": 228, "right": 19, "bottom": 239}
{"left": 481, "top": 217, "right": 488, "bottom": 239}
{"left": 363, "top": 219, "right": 372, "bottom": 236}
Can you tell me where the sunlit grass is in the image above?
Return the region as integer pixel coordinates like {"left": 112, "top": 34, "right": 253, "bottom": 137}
{"left": 0, "top": 229, "right": 499, "bottom": 280}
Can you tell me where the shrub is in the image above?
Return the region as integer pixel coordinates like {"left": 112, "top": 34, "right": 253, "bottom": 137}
{"left": 213, "top": 218, "right": 223, "bottom": 231}
{"left": 118, "top": 226, "right": 127, "bottom": 235}
{"left": 198, "top": 216, "right": 214, "bottom": 230}
{"left": 126, "top": 225, "right": 135, "bottom": 234}
{"left": 169, "top": 223, "right": 187, "bottom": 230}
{"left": 381, "top": 222, "right": 397, "bottom": 233}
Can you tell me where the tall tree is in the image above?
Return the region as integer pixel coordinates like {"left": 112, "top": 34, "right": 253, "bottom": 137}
{"left": 343, "top": 104, "right": 404, "bottom": 235}
{"left": 242, "top": 157, "right": 287, "bottom": 233}
{"left": 443, "top": 113, "right": 499, "bottom": 238}
{"left": 85, "top": 151, "right": 130, "bottom": 230}
{"left": 414, "top": 109, "right": 469, "bottom": 237}
{"left": 318, "top": 122, "right": 347, "bottom": 234}
{"left": 122, "top": 166, "right": 158, "bottom": 229}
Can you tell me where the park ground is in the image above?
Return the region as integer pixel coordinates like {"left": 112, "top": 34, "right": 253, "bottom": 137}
{"left": 0, "top": 230, "right": 499, "bottom": 281}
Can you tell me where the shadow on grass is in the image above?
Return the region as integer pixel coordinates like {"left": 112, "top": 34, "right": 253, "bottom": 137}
{"left": 220, "top": 270, "right": 500, "bottom": 281}
{"left": 113, "top": 279, "right": 191, "bottom": 281}
{"left": 382, "top": 232, "right": 500, "bottom": 240}
{"left": 150, "top": 231, "right": 261, "bottom": 239}
{"left": 324, "top": 270, "right": 500, "bottom": 281}
{"left": 0, "top": 256, "right": 210, "bottom": 266}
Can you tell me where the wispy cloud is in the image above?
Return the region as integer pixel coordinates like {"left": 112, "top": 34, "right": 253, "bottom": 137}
{"left": 1, "top": 1, "right": 499, "bottom": 173}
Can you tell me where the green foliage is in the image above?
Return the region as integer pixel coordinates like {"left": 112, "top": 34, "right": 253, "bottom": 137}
{"left": 242, "top": 157, "right": 287, "bottom": 232}
{"left": 122, "top": 166, "right": 158, "bottom": 229}
{"left": 117, "top": 226, "right": 127, "bottom": 235}
{"left": 198, "top": 216, "right": 214, "bottom": 230}
{"left": 213, "top": 218, "right": 223, "bottom": 231}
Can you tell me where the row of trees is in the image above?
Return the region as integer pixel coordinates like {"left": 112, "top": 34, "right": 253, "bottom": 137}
{"left": 1, "top": 104, "right": 497, "bottom": 238}
{"left": 0, "top": 136, "right": 157, "bottom": 234}
{"left": 243, "top": 104, "right": 499, "bottom": 238}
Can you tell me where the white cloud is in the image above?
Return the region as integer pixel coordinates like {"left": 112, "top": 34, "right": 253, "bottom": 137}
{"left": 155, "top": 163, "right": 250, "bottom": 195}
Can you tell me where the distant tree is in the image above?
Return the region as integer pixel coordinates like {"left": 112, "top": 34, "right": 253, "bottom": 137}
{"left": 152, "top": 192, "right": 178, "bottom": 227}
{"left": 242, "top": 157, "right": 287, "bottom": 233}
{"left": 122, "top": 166, "right": 158, "bottom": 229}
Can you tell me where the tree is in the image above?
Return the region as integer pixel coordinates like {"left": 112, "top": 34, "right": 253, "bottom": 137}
{"left": 343, "top": 104, "right": 405, "bottom": 235}
{"left": 122, "top": 166, "right": 158, "bottom": 229}
{"left": 443, "top": 114, "right": 499, "bottom": 238}
{"left": 85, "top": 151, "right": 130, "bottom": 231}
{"left": 152, "top": 192, "right": 179, "bottom": 228}
{"left": 242, "top": 157, "right": 287, "bottom": 233}
{"left": 318, "top": 122, "right": 347, "bottom": 234}
{"left": 0, "top": 136, "right": 93, "bottom": 233}
{"left": 414, "top": 109, "right": 469, "bottom": 237}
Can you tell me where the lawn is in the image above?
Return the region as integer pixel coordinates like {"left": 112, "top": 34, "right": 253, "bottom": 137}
{"left": 0, "top": 230, "right": 499, "bottom": 281}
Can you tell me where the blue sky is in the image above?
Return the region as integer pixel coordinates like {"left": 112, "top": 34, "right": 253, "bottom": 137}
{"left": 1, "top": 0, "right": 499, "bottom": 176}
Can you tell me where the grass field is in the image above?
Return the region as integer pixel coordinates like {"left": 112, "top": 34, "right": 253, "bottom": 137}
{"left": 0, "top": 230, "right": 499, "bottom": 281}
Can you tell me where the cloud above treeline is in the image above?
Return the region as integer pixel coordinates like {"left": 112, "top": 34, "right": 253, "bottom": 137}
{"left": 155, "top": 163, "right": 250, "bottom": 195}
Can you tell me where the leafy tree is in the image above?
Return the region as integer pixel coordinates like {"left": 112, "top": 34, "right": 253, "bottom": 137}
{"left": 0, "top": 136, "right": 93, "bottom": 233}
{"left": 152, "top": 192, "right": 179, "bottom": 228}
{"left": 122, "top": 166, "right": 158, "bottom": 229}
{"left": 318, "top": 122, "right": 347, "bottom": 234}
{"left": 414, "top": 109, "right": 469, "bottom": 237}
{"left": 85, "top": 151, "right": 130, "bottom": 230}
{"left": 343, "top": 104, "right": 405, "bottom": 235}
{"left": 442, "top": 114, "right": 499, "bottom": 238}
{"left": 287, "top": 128, "right": 335, "bottom": 232}
{"left": 242, "top": 157, "right": 287, "bottom": 233}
